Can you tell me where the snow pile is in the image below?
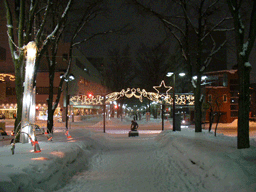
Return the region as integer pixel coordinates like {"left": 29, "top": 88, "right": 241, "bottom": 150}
{"left": 155, "top": 129, "right": 256, "bottom": 191}
{"left": 0, "top": 129, "right": 108, "bottom": 192}
{"left": 0, "top": 119, "right": 256, "bottom": 192}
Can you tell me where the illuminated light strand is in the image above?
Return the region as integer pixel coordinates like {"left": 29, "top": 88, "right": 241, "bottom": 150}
{"left": 0, "top": 73, "right": 15, "bottom": 81}
{"left": 70, "top": 92, "right": 194, "bottom": 106}
{"left": 70, "top": 80, "right": 194, "bottom": 105}
{"left": 70, "top": 95, "right": 104, "bottom": 105}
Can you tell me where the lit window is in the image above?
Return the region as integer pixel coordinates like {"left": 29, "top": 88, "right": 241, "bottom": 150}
{"left": 223, "top": 94, "right": 227, "bottom": 102}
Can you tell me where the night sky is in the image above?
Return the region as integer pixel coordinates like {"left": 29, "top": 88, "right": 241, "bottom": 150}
{"left": 67, "top": 0, "right": 256, "bottom": 82}
{"left": 1, "top": 0, "right": 256, "bottom": 82}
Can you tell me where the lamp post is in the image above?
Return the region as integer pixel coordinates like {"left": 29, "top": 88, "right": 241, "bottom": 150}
{"left": 161, "top": 96, "right": 165, "bottom": 131}
{"left": 61, "top": 73, "right": 75, "bottom": 131}
{"left": 166, "top": 72, "right": 185, "bottom": 131}
{"left": 21, "top": 41, "right": 37, "bottom": 143}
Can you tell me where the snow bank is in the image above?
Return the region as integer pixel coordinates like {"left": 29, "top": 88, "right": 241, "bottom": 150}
{"left": 1, "top": 118, "right": 256, "bottom": 192}
{"left": 0, "top": 129, "right": 108, "bottom": 192}
{"left": 155, "top": 129, "right": 256, "bottom": 191}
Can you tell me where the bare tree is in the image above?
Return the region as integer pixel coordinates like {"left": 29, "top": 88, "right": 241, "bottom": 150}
{"left": 227, "top": 0, "right": 256, "bottom": 149}
{"left": 205, "top": 90, "right": 224, "bottom": 135}
{"left": 128, "top": 0, "right": 232, "bottom": 132}
{"left": 101, "top": 45, "right": 135, "bottom": 118}
{"left": 135, "top": 40, "right": 173, "bottom": 118}
{"left": 103, "top": 45, "right": 135, "bottom": 91}
{"left": 135, "top": 40, "right": 172, "bottom": 91}
{"left": 45, "top": 0, "right": 108, "bottom": 133}
{"left": 4, "top": 0, "right": 73, "bottom": 139}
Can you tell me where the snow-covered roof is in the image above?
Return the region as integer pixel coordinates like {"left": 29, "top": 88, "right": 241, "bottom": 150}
{"left": 204, "top": 69, "right": 237, "bottom": 75}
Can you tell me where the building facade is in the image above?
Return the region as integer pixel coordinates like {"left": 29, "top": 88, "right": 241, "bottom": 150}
{"left": 204, "top": 70, "right": 255, "bottom": 123}
{"left": 0, "top": 40, "right": 108, "bottom": 120}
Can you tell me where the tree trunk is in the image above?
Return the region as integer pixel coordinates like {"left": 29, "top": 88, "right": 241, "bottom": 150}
{"left": 195, "top": 75, "right": 202, "bottom": 132}
{"left": 14, "top": 58, "right": 24, "bottom": 141}
{"left": 47, "top": 98, "right": 54, "bottom": 133}
{"left": 208, "top": 110, "right": 213, "bottom": 132}
{"left": 14, "top": 70, "right": 23, "bottom": 141}
{"left": 237, "top": 59, "right": 250, "bottom": 148}
{"left": 47, "top": 60, "right": 56, "bottom": 133}
{"left": 194, "top": 91, "right": 202, "bottom": 132}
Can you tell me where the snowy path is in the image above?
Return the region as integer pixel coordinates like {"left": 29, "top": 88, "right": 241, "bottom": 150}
{"left": 56, "top": 135, "right": 209, "bottom": 192}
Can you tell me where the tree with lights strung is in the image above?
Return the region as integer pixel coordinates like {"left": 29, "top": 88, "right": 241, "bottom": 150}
{"left": 3, "top": 0, "right": 74, "bottom": 141}
{"left": 227, "top": 0, "right": 256, "bottom": 149}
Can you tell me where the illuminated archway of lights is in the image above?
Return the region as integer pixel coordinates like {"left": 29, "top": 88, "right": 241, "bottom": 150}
{"left": 70, "top": 80, "right": 194, "bottom": 106}
{"left": 0, "top": 73, "right": 15, "bottom": 81}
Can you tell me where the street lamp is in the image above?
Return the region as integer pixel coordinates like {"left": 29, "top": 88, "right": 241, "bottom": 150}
{"left": 60, "top": 73, "right": 75, "bottom": 131}
{"left": 166, "top": 72, "right": 185, "bottom": 131}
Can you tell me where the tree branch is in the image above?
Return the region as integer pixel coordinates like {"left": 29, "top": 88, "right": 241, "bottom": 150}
{"left": 36, "top": 0, "right": 52, "bottom": 45}
{"left": 201, "top": 17, "right": 233, "bottom": 41}
{"left": 18, "top": 0, "right": 25, "bottom": 49}
{"left": 4, "top": 0, "right": 16, "bottom": 61}
{"left": 202, "top": 0, "right": 220, "bottom": 17}
{"left": 25, "top": 0, "right": 39, "bottom": 43}
{"left": 246, "top": 1, "right": 256, "bottom": 58}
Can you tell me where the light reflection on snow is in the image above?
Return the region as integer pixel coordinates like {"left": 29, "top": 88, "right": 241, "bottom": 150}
{"left": 31, "top": 157, "right": 49, "bottom": 161}
{"left": 106, "top": 130, "right": 161, "bottom": 134}
{"left": 50, "top": 151, "right": 65, "bottom": 158}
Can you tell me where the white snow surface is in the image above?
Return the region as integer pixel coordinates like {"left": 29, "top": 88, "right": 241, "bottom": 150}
{"left": 0, "top": 118, "right": 256, "bottom": 192}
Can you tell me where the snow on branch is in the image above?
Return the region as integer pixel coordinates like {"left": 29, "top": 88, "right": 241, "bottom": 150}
{"left": 180, "top": 3, "right": 198, "bottom": 35}
{"left": 162, "top": 19, "right": 185, "bottom": 37}
{"left": 204, "top": 35, "right": 227, "bottom": 68}
{"left": 201, "top": 17, "right": 233, "bottom": 42}
{"left": 72, "top": 28, "right": 119, "bottom": 47}
{"left": 191, "top": 79, "right": 196, "bottom": 88}
{"left": 200, "top": 94, "right": 204, "bottom": 102}
{"left": 246, "top": 1, "right": 256, "bottom": 56}
{"left": 47, "top": 0, "right": 73, "bottom": 40}
{"left": 36, "top": 0, "right": 52, "bottom": 44}
{"left": 213, "top": 28, "right": 234, "bottom": 32}
{"left": 72, "top": 8, "right": 101, "bottom": 43}
{"left": 239, "top": 41, "right": 248, "bottom": 56}
{"left": 245, "top": 62, "right": 251, "bottom": 68}
{"left": 7, "top": 31, "right": 25, "bottom": 51}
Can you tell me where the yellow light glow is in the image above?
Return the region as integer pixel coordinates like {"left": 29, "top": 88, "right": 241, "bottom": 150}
{"left": 153, "top": 80, "right": 172, "bottom": 96}
{"left": 26, "top": 42, "right": 37, "bottom": 59}
{"left": 69, "top": 80, "right": 194, "bottom": 105}
{"left": 31, "top": 157, "right": 49, "bottom": 161}
{"left": 0, "top": 73, "right": 15, "bottom": 82}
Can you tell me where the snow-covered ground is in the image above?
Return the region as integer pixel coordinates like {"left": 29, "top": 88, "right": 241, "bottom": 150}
{"left": 0, "top": 117, "right": 256, "bottom": 192}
